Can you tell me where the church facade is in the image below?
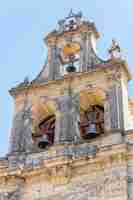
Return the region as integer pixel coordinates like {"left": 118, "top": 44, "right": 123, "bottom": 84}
{"left": 0, "top": 11, "right": 133, "bottom": 200}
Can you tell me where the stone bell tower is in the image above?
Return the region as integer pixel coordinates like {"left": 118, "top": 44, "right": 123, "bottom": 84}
{"left": 0, "top": 10, "right": 133, "bottom": 200}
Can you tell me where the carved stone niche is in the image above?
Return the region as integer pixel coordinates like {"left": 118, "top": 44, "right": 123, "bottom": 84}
{"left": 48, "top": 165, "right": 71, "bottom": 185}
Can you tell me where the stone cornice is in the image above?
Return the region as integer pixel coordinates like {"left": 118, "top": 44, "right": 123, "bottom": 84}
{"left": 44, "top": 20, "right": 100, "bottom": 45}
{"left": 0, "top": 143, "right": 128, "bottom": 182}
{"left": 9, "top": 59, "right": 131, "bottom": 99}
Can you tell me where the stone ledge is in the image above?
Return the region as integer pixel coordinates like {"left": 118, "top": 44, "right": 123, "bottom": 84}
{"left": 0, "top": 143, "right": 128, "bottom": 181}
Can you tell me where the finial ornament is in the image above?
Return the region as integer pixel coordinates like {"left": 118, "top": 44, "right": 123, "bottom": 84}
{"left": 68, "top": 9, "right": 74, "bottom": 18}
{"left": 23, "top": 76, "right": 29, "bottom": 84}
{"left": 108, "top": 39, "right": 121, "bottom": 59}
{"left": 67, "top": 9, "right": 82, "bottom": 19}
{"left": 16, "top": 76, "right": 29, "bottom": 88}
{"left": 58, "top": 10, "right": 83, "bottom": 33}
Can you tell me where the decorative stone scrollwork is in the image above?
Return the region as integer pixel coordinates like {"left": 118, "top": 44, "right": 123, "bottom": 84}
{"left": 49, "top": 165, "right": 71, "bottom": 185}
{"left": 110, "top": 152, "right": 127, "bottom": 164}
{"left": 106, "top": 67, "right": 122, "bottom": 84}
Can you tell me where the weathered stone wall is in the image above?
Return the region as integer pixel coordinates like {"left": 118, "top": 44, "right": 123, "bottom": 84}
{"left": 23, "top": 161, "right": 127, "bottom": 200}
{"left": 0, "top": 142, "right": 130, "bottom": 200}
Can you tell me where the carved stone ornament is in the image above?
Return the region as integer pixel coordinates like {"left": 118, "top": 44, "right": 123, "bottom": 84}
{"left": 106, "top": 67, "right": 121, "bottom": 84}
{"left": 108, "top": 39, "right": 121, "bottom": 59}
{"left": 49, "top": 165, "right": 71, "bottom": 185}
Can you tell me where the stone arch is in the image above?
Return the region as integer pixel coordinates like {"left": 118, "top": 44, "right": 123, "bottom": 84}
{"left": 31, "top": 98, "right": 56, "bottom": 149}
{"left": 80, "top": 88, "right": 106, "bottom": 139}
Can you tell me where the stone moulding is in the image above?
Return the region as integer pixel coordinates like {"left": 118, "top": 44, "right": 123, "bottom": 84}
{"left": 0, "top": 143, "right": 128, "bottom": 185}
{"left": 9, "top": 58, "right": 131, "bottom": 99}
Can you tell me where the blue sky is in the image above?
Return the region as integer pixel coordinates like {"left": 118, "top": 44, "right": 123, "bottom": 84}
{"left": 0, "top": 0, "right": 133, "bottom": 156}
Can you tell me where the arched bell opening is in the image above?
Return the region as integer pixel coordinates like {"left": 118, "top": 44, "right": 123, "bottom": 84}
{"left": 32, "top": 114, "right": 56, "bottom": 149}
{"left": 80, "top": 105, "right": 104, "bottom": 139}
{"left": 32, "top": 98, "right": 56, "bottom": 150}
{"left": 80, "top": 89, "right": 105, "bottom": 140}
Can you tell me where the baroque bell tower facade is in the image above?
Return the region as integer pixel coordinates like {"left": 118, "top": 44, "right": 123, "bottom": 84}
{"left": 0, "top": 11, "right": 133, "bottom": 200}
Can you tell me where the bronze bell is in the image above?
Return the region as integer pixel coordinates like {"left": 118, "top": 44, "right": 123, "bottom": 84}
{"left": 66, "top": 63, "right": 76, "bottom": 73}
{"left": 86, "top": 123, "right": 97, "bottom": 138}
{"left": 38, "top": 134, "right": 50, "bottom": 149}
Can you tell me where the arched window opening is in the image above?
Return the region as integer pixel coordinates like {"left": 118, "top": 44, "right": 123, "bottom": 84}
{"left": 80, "top": 105, "right": 104, "bottom": 139}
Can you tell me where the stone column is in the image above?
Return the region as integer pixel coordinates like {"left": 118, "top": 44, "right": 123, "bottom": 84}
{"left": 54, "top": 93, "right": 81, "bottom": 144}
{"left": 120, "top": 79, "right": 129, "bottom": 130}
{"left": 48, "top": 43, "right": 61, "bottom": 80}
{"left": 22, "top": 102, "right": 33, "bottom": 153}
{"left": 104, "top": 95, "right": 111, "bottom": 132}
{"left": 79, "top": 32, "right": 97, "bottom": 72}
{"left": 79, "top": 33, "right": 88, "bottom": 72}
{"left": 107, "top": 82, "right": 124, "bottom": 131}
{"left": 9, "top": 109, "right": 25, "bottom": 153}
{"left": 9, "top": 100, "right": 33, "bottom": 153}
{"left": 55, "top": 111, "right": 75, "bottom": 143}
